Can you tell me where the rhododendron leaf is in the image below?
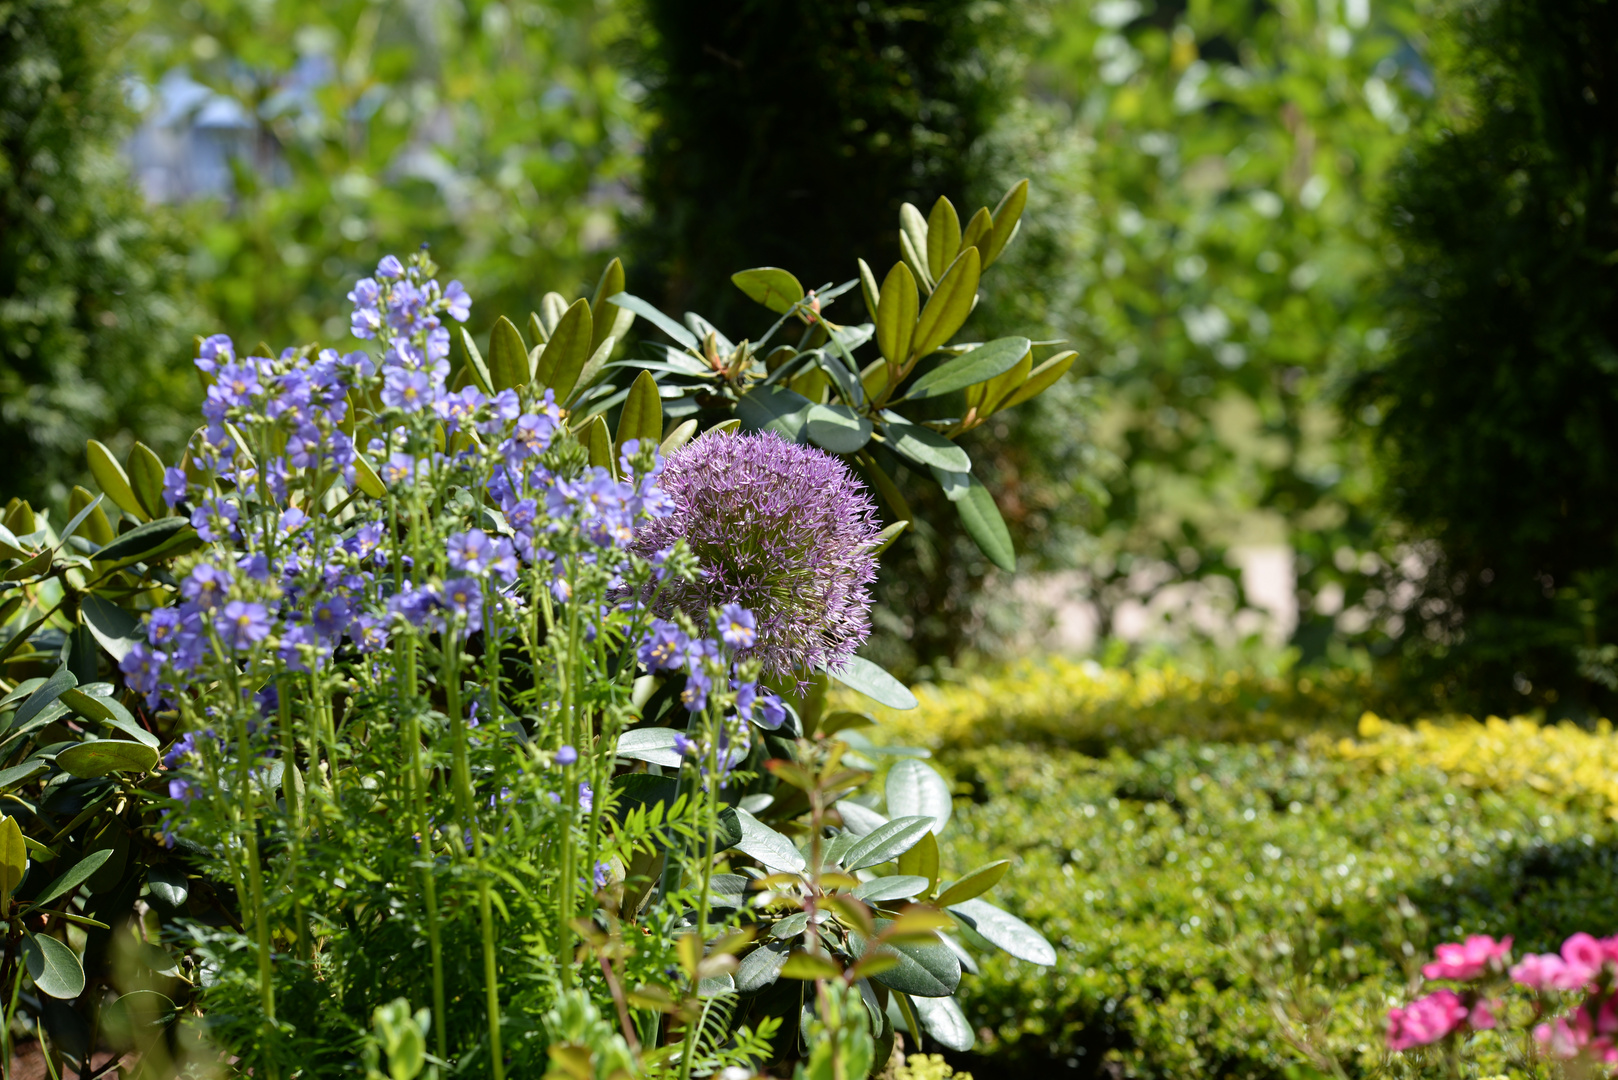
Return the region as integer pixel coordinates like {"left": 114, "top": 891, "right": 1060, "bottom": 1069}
{"left": 954, "top": 476, "right": 1015, "bottom": 571}
{"left": 0, "top": 817, "right": 25, "bottom": 906}
{"left": 737, "top": 386, "right": 813, "bottom": 443}
{"left": 57, "top": 492, "right": 104, "bottom": 546}
{"left": 899, "top": 203, "right": 933, "bottom": 293}
{"left": 57, "top": 740, "right": 159, "bottom": 779}
{"left": 91, "top": 517, "right": 194, "bottom": 565}
{"left": 858, "top": 258, "right": 881, "bottom": 317}
{"left": 960, "top": 206, "right": 993, "bottom": 254}
{"left": 80, "top": 594, "right": 141, "bottom": 662}
{"left": 736, "top": 940, "right": 791, "bottom": 992}
{"left": 660, "top": 419, "right": 699, "bottom": 455}
{"left": 933, "top": 860, "right": 1011, "bottom": 908}
{"left": 570, "top": 336, "right": 617, "bottom": 402}
{"left": 914, "top": 993, "right": 975, "bottom": 1052}
{"left": 607, "top": 292, "right": 699, "bottom": 351}
{"left": 904, "top": 337, "right": 1030, "bottom": 402}
{"left": 127, "top": 442, "right": 168, "bottom": 520}
{"left": 881, "top": 414, "right": 970, "bottom": 474}
{"left": 590, "top": 258, "right": 634, "bottom": 355}
{"left": 86, "top": 439, "right": 147, "bottom": 521}
{"left": 780, "top": 951, "right": 843, "bottom": 981}
{"left": 12, "top": 664, "right": 75, "bottom": 729}
{"left": 852, "top": 875, "right": 929, "bottom": 902}
{"left": 457, "top": 328, "right": 494, "bottom": 393}
{"left": 836, "top": 800, "right": 889, "bottom": 837}
{"left": 732, "top": 807, "right": 807, "bottom": 873}
{"left": 896, "top": 829, "right": 939, "bottom": 892}
{"left": 615, "top": 727, "right": 684, "bottom": 768}
{"left": 842, "top": 817, "right": 935, "bottom": 871}
{"left": 23, "top": 932, "right": 83, "bottom": 999}
{"left": 580, "top": 415, "right": 614, "bottom": 473}
{"left": 59, "top": 688, "right": 157, "bottom": 747}
{"left": 998, "top": 350, "right": 1078, "bottom": 412}
{"left": 850, "top": 920, "right": 959, "bottom": 998}
{"left": 979, "top": 347, "right": 1035, "bottom": 415}
{"left": 538, "top": 298, "right": 594, "bottom": 400}
{"left": 732, "top": 267, "right": 805, "bottom": 315}
{"left": 876, "top": 262, "right": 918, "bottom": 368}
{"left": 926, "top": 196, "right": 962, "bottom": 282}
{"left": 616, "top": 371, "right": 662, "bottom": 457}
{"left": 886, "top": 760, "right": 952, "bottom": 834}
{"left": 980, "top": 178, "right": 1029, "bottom": 268}
{"left": 28, "top": 848, "right": 113, "bottom": 908}
{"left": 352, "top": 451, "right": 388, "bottom": 499}
{"left": 912, "top": 247, "right": 980, "bottom": 359}
{"left": 948, "top": 898, "right": 1056, "bottom": 965}
{"left": 930, "top": 465, "right": 971, "bottom": 503}
{"left": 805, "top": 404, "right": 872, "bottom": 454}
{"left": 831, "top": 656, "right": 917, "bottom": 710}
{"left": 488, "top": 316, "right": 529, "bottom": 392}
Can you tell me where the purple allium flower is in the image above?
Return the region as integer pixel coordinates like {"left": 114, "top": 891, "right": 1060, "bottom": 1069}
{"left": 217, "top": 600, "right": 272, "bottom": 651}
{"left": 629, "top": 433, "right": 881, "bottom": 678}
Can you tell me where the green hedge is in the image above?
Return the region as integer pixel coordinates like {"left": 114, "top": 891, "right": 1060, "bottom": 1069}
{"left": 932, "top": 738, "right": 1618, "bottom": 1078}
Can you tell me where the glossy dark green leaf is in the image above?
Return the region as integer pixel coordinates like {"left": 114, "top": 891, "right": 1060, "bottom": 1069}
{"left": 852, "top": 921, "right": 960, "bottom": 998}
{"left": 732, "top": 267, "right": 805, "bottom": 314}
{"left": 537, "top": 298, "right": 594, "bottom": 400}
{"left": 488, "top": 316, "right": 529, "bottom": 391}
{"left": 805, "top": 404, "right": 873, "bottom": 454}
{"left": 770, "top": 911, "right": 810, "bottom": 939}
{"left": 925, "top": 196, "right": 962, "bottom": 282}
{"left": 607, "top": 292, "right": 699, "bottom": 351}
{"left": 903, "top": 337, "right": 1030, "bottom": 401}
{"left": 0, "top": 760, "right": 47, "bottom": 792}
{"left": 86, "top": 440, "right": 147, "bottom": 521}
{"left": 913, "top": 993, "right": 975, "bottom": 1051}
{"left": 23, "top": 933, "right": 83, "bottom": 999}
{"left": 92, "top": 517, "right": 193, "bottom": 564}
{"left": 876, "top": 262, "right": 919, "bottom": 366}
{"left": 829, "top": 656, "right": 917, "bottom": 711}
{"left": 615, "top": 370, "right": 663, "bottom": 455}
{"left": 851, "top": 875, "right": 930, "bottom": 902}
{"left": 840, "top": 816, "right": 935, "bottom": 871}
{"left": 933, "top": 860, "right": 1011, "bottom": 908}
{"left": 737, "top": 386, "right": 814, "bottom": 443}
{"left": 80, "top": 594, "right": 142, "bottom": 663}
{"left": 948, "top": 897, "right": 1056, "bottom": 965}
{"left": 732, "top": 807, "right": 807, "bottom": 873}
{"left": 715, "top": 806, "right": 744, "bottom": 852}
{"left": 458, "top": 328, "right": 494, "bottom": 393}
{"left": 954, "top": 475, "right": 1016, "bottom": 572}
{"left": 614, "top": 727, "right": 684, "bottom": 768}
{"left": 3, "top": 549, "right": 50, "bottom": 581}
{"left": 146, "top": 866, "right": 189, "bottom": 909}
{"left": 736, "top": 940, "right": 792, "bottom": 992}
{"left": 56, "top": 740, "right": 159, "bottom": 779}
{"left": 590, "top": 258, "right": 634, "bottom": 355}
{"left": 126, "top": 442, "right": 169, "bottom": 520}
{"left": 30, "top": 848, "right": 113, "bottom": 907}
{"left": 881, "top": 414, "right": 970, "bottom": 474}
{"left": 708, "top": 873, "right": 750, "bottom": 909}
{"left": 59, "top": 688, "right": 157, "bottom": 747}
{"left": 929, "top": 465, "right": 971, "bottom": 503}
{"left": 912, "top": 247, "right": 981, "bottom": 358}
{"left": 836, "top": 800, "right": 888, "bottom": 836}
{"left": 885, "top": 760, "right": 952, "bottom": 834}
{"left": 12, "top": 665, "right": 75, "bottom": 730}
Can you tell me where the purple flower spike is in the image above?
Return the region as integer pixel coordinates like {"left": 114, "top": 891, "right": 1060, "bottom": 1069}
{"left": 630, "top": 431, "right": 881, "bottom": 678}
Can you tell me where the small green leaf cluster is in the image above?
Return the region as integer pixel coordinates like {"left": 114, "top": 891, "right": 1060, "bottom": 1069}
{"left": 935, "top": 736, "right": 1618, "bottom": 1078}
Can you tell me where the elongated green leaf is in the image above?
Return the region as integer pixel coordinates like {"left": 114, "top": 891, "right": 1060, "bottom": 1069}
{"left": 127, "top": 442, "right": 168, "bottom": 519}
{"left": 537, "top": 298, "right": 594, "bottom": 400}
{"left": 0, "top": 817, "right": 25, "bottom": 905}
{"left": 998, "top": 350, "right": 1078, "bottom": 412}
{"left": 852, "top": 921, "right": 960, "bottom": 998}
{"left": 660, "top": 419, "right": 698, "bottom": 456}
{"left": 913, "top": 993, "right": 975, "bottom": 1052}
{"left": 899, "top": 203, "right": 931, "bottom": 291}
{"left": 59, "top": 688, "right": 158, "bottom": 747}
{"left": 57, "top": 740, "right": 159, "bottom": 779}
{"left": 352, "top": 451, "right": 388, "bottom": 499}
{"left": 899, "top": 230, "right": 932, "bottom": 295}
{"left": 0, "top": 760, "right": 47, "bottom": 793}
{"left": 458, "top": 328, "right": 494, "bottom": 393}
{"left": 981, "top": 178, "right": 1029, "bottom": 267}
{"left": 858, "top": 258, "right": 881, "bottom": 317}
{"left": 146, "top": 866, "right": 189, "bottom": 909}
{"left": 736, "top": 940, "right": 791, "bottom": 992}
{"left": 23, "top": 933, "right": 83, "bottom": 999}
{"left": 570, "top": 335, "right": 618, "bottom": 402}
{"left": 488, "top": 316, "right": 529, "bottom": 391}
{"left": 30, "top": 848, "right": 114, "bottom": 907}
{"left": 80, "top": 594, "right": 141, "bottom": 663}
{"left": 805, "top": 404, "right": 872, "bottom": 454}
{"left": 737, "top": 386, "right": 813, "bottom": 443}
{"left": 0, "top": 615, "right": 46, "bottom": 664}
{"left": 836, "top": 799, "right": 888, "bottom": 836}
{"left": 841, "top": 816, "right": 935, "bottom": 871}
{"left": 13, "top": 665, "right": 75, "bottom": 730}
{"left": 615, "top": 371, "right": 663, "bottom": 456}
{"left": 886, "top": 759, "right": 952, "bottom": 834}
{"left": 925, "top": 196, "right": 962, "bottom": 282}
{"left": 954, "top": 475, "right": 1016, "bottom": 571}
{"left": 770, "top": 911, "right": 810, "bottom": 940}
{"left": 975, "top": 344, "right": 1034, "bottom": 415}
{"left": 960, "top": 205, "right": 993, "bottom": 253}
{"left": 4, "top": 550, "right": 50, "bottom": 581}
{"left": 590, "top": 258, "right": 634, "bottom": 355}
{"left": 830, "top": 655, "right": 917, "bottom": 710}
{"left": 580, "top": 415, "right": 614, "bottom": 472}
{"left": 949, "top": 897, "right": 1055, "bottom": 965}
{"left": 87, "top": 440, "right": 147, "bottom": 521}
{"left": 876, "top": 263, "right": 918, "bottom": 368}
{"left": 732, "top": 807, "right": 806, "bottom": 873}
{"left": 57, "top": 493, "right": 105, "bottom": 546}
{"left": 904, "top": 337, "right": 1030, "bottom": 401}
{"left": 911, "top": 247, "right": 981, "bottom": 359}
{"left": 732, "top": 268, "right": 804, "bottom": 314}
{"left": 880, "top": 415, "right": 970, "bottom": 474}
{"left": 91, "top": 517, "right": 192, "bottom": 564}
{"left": 780, "top": 952, "right": 842, "bottom": 981}
{"left": 896, "top": 829, "right": 939, "bottom": 892}
{"left": 607, "top": 292, "right": 699, "bottom": 351}
{"left": 615, "top": 727, "right": 684, "bottom": 768}
{"left": 851, "top": 875, "right": 929, "bottom": 902}
{"left": 934, "top": 861, "right": 1011, "bottom": 908}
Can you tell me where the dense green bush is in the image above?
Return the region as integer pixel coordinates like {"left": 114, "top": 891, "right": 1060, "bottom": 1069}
{"left": 0, "top": 0, "right": 197, "bottom": 502}
{"left": 1360, "top": 0, "right": 1618, "bottom": 718}
{"left": 931, "top": 735, "right": 1618, "bottom": 1078}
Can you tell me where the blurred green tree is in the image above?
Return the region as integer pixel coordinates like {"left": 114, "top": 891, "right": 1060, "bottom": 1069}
{"left": 1360, "top": 0, "right": 1618, "bottom": 717}
{"left": 127, "top": 0, "right": 642, "bottom": 351}
{"left": 0, "top": 0, "right": 198, "bottom": 503}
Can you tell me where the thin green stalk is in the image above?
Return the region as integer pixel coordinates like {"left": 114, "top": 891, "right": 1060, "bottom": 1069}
{"left": 278, "top": 680, "right": 307, "bottom": 961}
{"left": 676, "top": 707, "right": 724, "bottom": 1080}
{"left": 231, "top": 705, "right": 275, "bottom": 1026}
{"left": 558, "top": 558, "right": 582, "bottom": 990}
{"left": 402, "top": 633, "right": 446, "bottom": 1062}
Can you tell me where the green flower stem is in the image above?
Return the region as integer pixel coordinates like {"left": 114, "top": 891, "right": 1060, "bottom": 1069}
{"left": 278, "top": 679, "right": 308, "bottom": 961}
{"left": 230, "top": 703, "right": 275, "bottom": 1026}
{"left": 557, "top": 557, "right": 583, "bottom": 989}
{"left": 677, "top": 705, "right": 723, "bottom": 1080}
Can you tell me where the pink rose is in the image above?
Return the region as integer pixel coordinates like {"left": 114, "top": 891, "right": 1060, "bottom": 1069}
{"left": 1423, "top": 935, "right": 1514, "bottom": 981}
{"left": 1469, "top": 999, "right": 1499, "bottom": 1030}
{"left": 1387, "top": 989, "right": 1471, "bottom": 1050}
{"left": 1564, "top": 932, "right": 1608, "bottom": 971}
{"left": 1512, "top": 953, "right": 1569, "bottom": 990}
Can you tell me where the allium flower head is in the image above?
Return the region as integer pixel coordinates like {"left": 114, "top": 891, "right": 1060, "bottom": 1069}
{"left": 630, "top": 431, "right": 880, "bottom": 678}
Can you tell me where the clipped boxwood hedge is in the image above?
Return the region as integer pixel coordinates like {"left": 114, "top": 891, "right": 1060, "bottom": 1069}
{"left": 908, "top": 708, "right": 1618, "bottom": 1078}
